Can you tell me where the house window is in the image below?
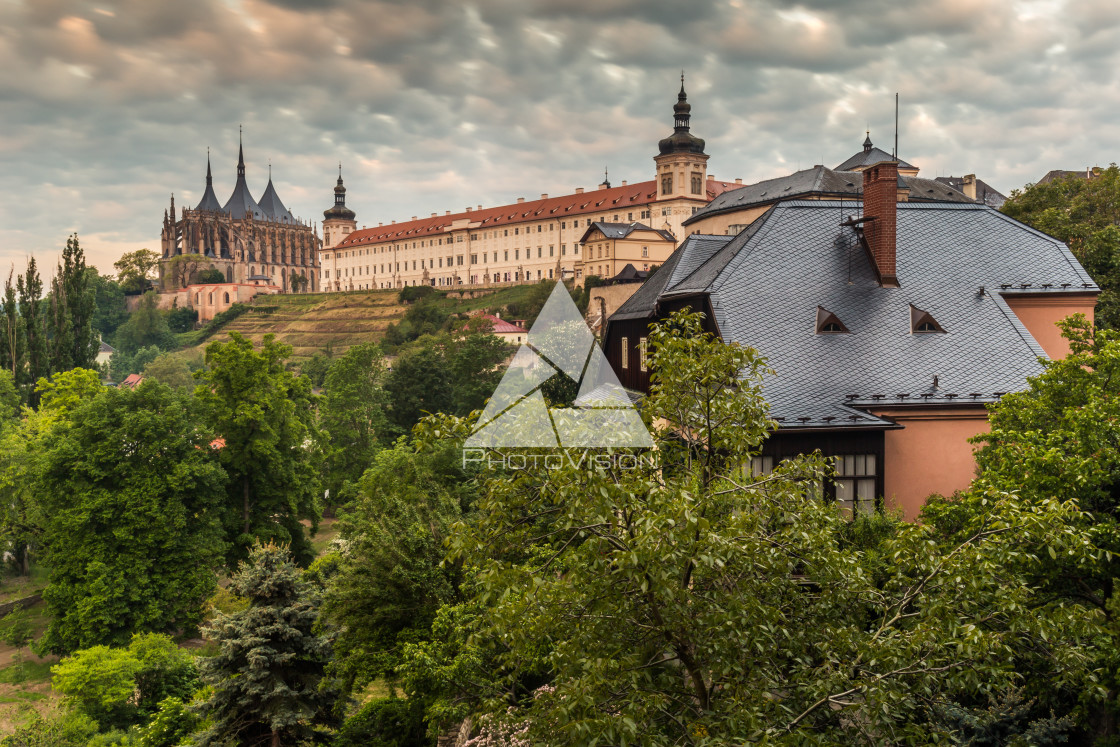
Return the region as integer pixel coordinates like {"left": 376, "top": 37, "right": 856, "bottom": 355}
{"left": 639, "top": 337, "right": 647, "bottom": 372}
{"left": 746, "top": 456, "right": 774, "bottom": 478}
{"left": 223, "top": 292, "right": 229, "bottom": 303}
{"left": 642, "top": 246, "right": 648, "bottom": 258}
{"left": 621, "top": 337, "right": 629, "bottom": 369}
{"left": 835, "top": 455, "right": 877, "bottom": 516}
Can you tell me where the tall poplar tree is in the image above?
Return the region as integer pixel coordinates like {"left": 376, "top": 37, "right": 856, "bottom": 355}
{"left": 17, "top": 257, "right": 47, "bottom": 398}
{"left": 49, "top": 234, "right": 97, "bottom": 372}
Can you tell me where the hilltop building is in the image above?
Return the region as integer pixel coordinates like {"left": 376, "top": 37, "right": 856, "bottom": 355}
{"left": 317, "top": 80, "right": 742, "bottom": 291}
{"left": 158, "top": 139, "right": 320, "bottom": 294}
{"left": 606, "top": 159, "right": 1097, "bottom": 518}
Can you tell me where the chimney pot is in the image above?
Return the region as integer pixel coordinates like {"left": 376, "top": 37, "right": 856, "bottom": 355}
{"left": 621, "top": 180, "right": 627, "bottom": 186}
{"left": 466, "top": 206, "right": 472, "bottom": 212}
{"left": 517, "top": 197, "right": 525, "bottom": 203}
{"left": 445, "top": 210, "right": 450, "bottom": 215}
{"left": 541, "top": 194, "right": 548, "bottom": 199}
{"left": 735, "top": 178, "right": 742, "bottom": 184}
{"left": 575, "top": 187, "right": 584, "bottom": 194}
{"left": 862, "top": 161, "right": 900, "bottom": 288}
{"left": 412, "top": 216, "right": 417, "bottom": 220}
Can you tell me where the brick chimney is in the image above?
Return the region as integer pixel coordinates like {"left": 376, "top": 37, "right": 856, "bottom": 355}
{"left": 863, "top": 161, "right": 900, "bottom": 287}
{"left": 962, "top": 174, "right": 977, "bottom": 201}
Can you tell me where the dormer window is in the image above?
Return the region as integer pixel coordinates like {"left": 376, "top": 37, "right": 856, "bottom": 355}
{"left": 816, "top": 306, "right": 849, "bottom": 334}
{"left": 910, "top": 304, "right": 945, "bottom": 333}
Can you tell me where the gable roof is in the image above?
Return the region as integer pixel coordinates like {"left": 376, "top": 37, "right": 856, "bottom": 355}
{"left": 325, "top": 178, "right": 743, "bottom": 250}
{"left": 933, "top": 176, "right": 1007, "bottom": 208}
{"left": 684, "top": 166, "right": 971, "bottom": 226}
{"left": 578, "top": 221, "right": 676, "bottom": 244}
{"left": 610, "top": 200, "right": 1096, "bottom": 429}
{"left": 478, "top": 314, "right": 527, "bottom": 335}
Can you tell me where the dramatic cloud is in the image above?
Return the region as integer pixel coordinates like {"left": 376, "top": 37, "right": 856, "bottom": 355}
{"left": 0, "top": 0, "right": 1117, "bottom": 273}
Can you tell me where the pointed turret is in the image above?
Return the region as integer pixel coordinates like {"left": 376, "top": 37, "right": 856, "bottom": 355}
{"left": 195, "top": 149, "right": 223, "bottom": 212}
{"left": 259, "top": 163, "right": 298, "bottom": 224}
{"left": 863, "top": 131, "right": 874, "bottom": 152}
{"left": 223, "top": 130, "right": 264, "bottom": 220}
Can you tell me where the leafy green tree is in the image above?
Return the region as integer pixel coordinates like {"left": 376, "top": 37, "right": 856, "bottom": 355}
{"left": 51, "top": 634, "right": 198, "bottom": 732}
{"left": 0, "top": 269, "right": 23, "bottom": 385}
{"left": 114, "top": 249, "right": 160, "bottom": 294}
{"left": 417, "top": 310, "right": 1105, "bottom": 745}
{"left": 299, "top": 351, "right": 331, "bottom": 388}
{"left": 1002, "top": 165, "right": 1120, "bottom": 328}
{"left": 0, "top": 369, "right": 19, "bottom": 422}
{"left": 319, "top": 343, "right": 393, "bottom": 501}
{"left": 165, "top": 305, "right": 197, "bottom": 334}
{"left": 194, "top": 332, "right": 324, "bottom": 566}
{"left": 87, "top": 268, "right": 129, "bottom": 340}
{"left": 112, "top": 292, "right": 174, "bottom": 355}
{"left": 445, "top": 322, "right": 510, "bottom": 416}
{"left": 48, "top": 234, "right": 98, "bottom": 373}
{"left": 194, "top": 268, "right": 225, "bottom": 284}
{"left": 196, "top": 542, "right": 334, "bottom": 746}
{"left": 136, "top": 697, "right": 199, "bottom": 747}
{"left": 323, "top": 439, "right": 470, "bottom": 699}
{"left": 37, "top": 380, "right": 226, "bottom": 653}
{"left": 164, "top": 254, "right": 205, "bottom": 290}
{"left": 332, "top": 697, "right": 429, "bottom": 747}
{"left": 0, "top": 707, "right": 98, "bottom": 747}
{"left": 383, "top": 299, "right": 452, "bottom": 350}
{"left": 142, "top": 352, "right": 195, "bottom": 389}
{"left": 385, "top": 344, "right": 450, "bottom": 431}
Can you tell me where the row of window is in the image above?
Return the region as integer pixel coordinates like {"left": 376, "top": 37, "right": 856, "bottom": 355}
{"left": 619, "top": 336, "right": 648, "bottom": 372}
{"left": 816, "top": 305, "right": 945, "bottom": 334}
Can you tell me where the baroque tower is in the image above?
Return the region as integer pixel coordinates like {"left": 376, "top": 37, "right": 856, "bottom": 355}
{"left": 653, "top": 74, "right": 709, "bottom": 202}
{"left": 322, "top": 165, "right": 357, "bottom": 251}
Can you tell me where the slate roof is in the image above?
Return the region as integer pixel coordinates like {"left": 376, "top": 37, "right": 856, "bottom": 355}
{"left": 934, "top": 176, "right": 1007, "bottom": 208}
{"left": 684, "top": 166, "right": 971, "bottom": 226}
{"left": 836, "top": 146, "right": 915, "bottom": 172}
{"left": 579, "top": 221, "right": 676, "bottom": 243}
{"left": 195, "top": 159, "right": 223, "bottom": 212}
{"left": 258, "top": 176, "right": 299, "bottom": 224}
{"left": 98, "top": 340, "right": 115, "bottom": 354}
{"left": 608, "top": 200, "right": 1097, "bottom": 430}
{"left": 1036, "top": 168, "right": 1101, "bottom": 185}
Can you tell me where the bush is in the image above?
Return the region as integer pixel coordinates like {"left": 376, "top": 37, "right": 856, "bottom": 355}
{"left": 195, "top": 269, "right": 225, "bottom": 284}
{"left": 0, "top": 605, "right": 34, "bottom": 647}
{"left": 333, "top": 698, "right": 431, "bottom": 747}
{"left": 1, "top": 706, "right": 98, "bottom": 747}
{"left": 165, "top": 307, "right": 198, "bottom": 334}
{"left": 398, "top": 285, "right": 438, "bottom": 304}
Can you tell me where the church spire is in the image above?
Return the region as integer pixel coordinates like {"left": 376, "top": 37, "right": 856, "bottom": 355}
{"left": 863, "top": 130, "right": 873, "bottom": 152}
{"left": 324, "top": 163, "right": 356, "bottom": 222}
{"left": 237, "top": 125, "right": 245, "bottom": 178}
{"left": 658, "top": 74, "right": 705, "bottom": 156}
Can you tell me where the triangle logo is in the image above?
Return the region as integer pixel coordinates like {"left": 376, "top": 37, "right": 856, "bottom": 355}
{"left": 466, "top": 283, "right": 653, "bottom": 449}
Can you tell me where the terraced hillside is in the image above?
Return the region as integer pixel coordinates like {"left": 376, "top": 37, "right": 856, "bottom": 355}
{"left": 187, "top": 284, "right": 548, "bottom": 361}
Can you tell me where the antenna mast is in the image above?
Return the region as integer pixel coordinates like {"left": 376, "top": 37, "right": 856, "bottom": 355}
{"left": 894, "top": 92, "right": 899, "bottom": 158}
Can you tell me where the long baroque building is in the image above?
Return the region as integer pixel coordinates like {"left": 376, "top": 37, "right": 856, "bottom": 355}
{"left": 318, "top": 81, "right": 743, "bottom": 290}
{"left": 159, "top": 140, "right": 320, "bottom": 293}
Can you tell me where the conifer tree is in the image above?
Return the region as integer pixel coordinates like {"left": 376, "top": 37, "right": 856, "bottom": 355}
{"left": 0, "top": 269, "right": 22, "bottom": 382}
{"left": 197, "top": 542, "right": 334, "bottom": 747}
{"left": 49, "top": 234, "right": 97, "bottom": 372}
{"left": 17, "top": 257, "right": 46, "bottom": 401}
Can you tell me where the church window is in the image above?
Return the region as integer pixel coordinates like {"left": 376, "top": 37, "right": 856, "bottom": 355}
{"left": 691, "top": 172, "right": 703, "bottom": 195}
{"left": 661, "top": 174, "right": 673, "bottom": 195}
{"left": 223, "top": 292, "right": 230, "bottom": 304}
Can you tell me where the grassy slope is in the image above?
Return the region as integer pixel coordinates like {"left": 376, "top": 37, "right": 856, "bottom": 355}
{"left": 179, "top": 283, "right": 549, "bottom": 361}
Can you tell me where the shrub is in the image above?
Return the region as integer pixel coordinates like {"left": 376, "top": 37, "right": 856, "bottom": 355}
{"left": 333, "top": 698, "right": 430, "bottom": 747}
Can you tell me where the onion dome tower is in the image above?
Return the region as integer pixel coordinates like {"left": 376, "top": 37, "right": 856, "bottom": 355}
{"left": 653, "top": 73, "right": 710, "bottom": 205}
{"left": 322, "top": 164, "right": 357, "bottom": 250}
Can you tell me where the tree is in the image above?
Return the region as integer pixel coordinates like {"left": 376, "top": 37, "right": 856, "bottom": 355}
{"left": 1001, "top": 165, "right": 1120, "bottom": 328}
{"left": 113, "top": 249, "right": 160, "bottom": 294}
{"left": 196, "top": 542, "right": 334, "bottom": 747}
{"left": 195, "top": 268, "right": 225, "bottom": 284}
{"left": 87, "top": 269, "right": 129, "bottom": 340}
{"left": 0, "top": 269, "right": 22, "bottom": 384}
{"left": 36, "top": 380, "right": 226, "bottom": 653}
{"left": 47, "top": 234, "right": 97, "bottom": 373}
{"left": 17, "top": 256, "right": 47, "bottom": 400}
{"left": 165, "top": 305, "right": 197, "bottom": 333}
{"left": 385, "top": 343, "right": 451, "bottom": 431}
{"left": 112, "top": 291, "right": 174, "bottom": 355}
{"left": 319, "top": 342, "right": 393, "bottom": 501}
{"left": 323, "top": 438, "right": 470, "bottom": 699}
{"left": 414, "top": 310, "right": 1104, "bottom": 744}
{"left": 51, "top": 633, "right": 198, "bottom": 732}
{"left": 165, "top": 253, "right": 205, "bottom": 290}
{"left": 444, "top": 322, "right": 510, "bottom": 416}
{"left": 142, "top": 352, "right": 195, "bottom": 389}
{"left": 194, "top": 332, "right": 324, "bottom": 566}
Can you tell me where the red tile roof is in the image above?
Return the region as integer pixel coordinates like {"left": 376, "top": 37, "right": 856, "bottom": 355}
{"left": 327, "top": 179, "right": 745, "bottom": 250}
{"left": 120, "top": 373, "right": 143, "bottom": 389}
{"left": 479, "top": 314, "right": 528, "bottom": 335}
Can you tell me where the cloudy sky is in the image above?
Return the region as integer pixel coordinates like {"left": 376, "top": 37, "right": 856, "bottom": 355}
{"left": 0, "top": 0, "right": 1116, "bottom": 275}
